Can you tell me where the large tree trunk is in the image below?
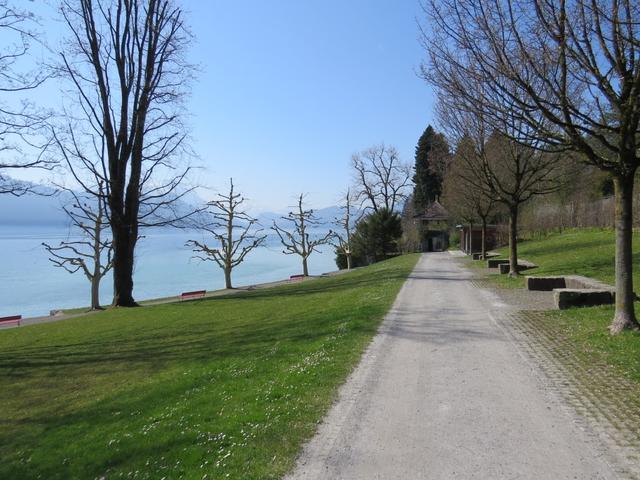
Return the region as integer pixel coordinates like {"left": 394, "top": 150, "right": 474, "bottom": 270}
{"left": 90, "top": 277, "right": 101, "bottom": 310}
{"left": 112, "top": 225, "right": 137, "bottom": 307}
{"left": 302, "top": 256, "right": 309, "bottom": 276}
{"left": 508, "top": 205, "right": 519, "bottom": 276}
{"left": 224, "top": 266, "right": 232, "bottom": 289}
{"left": 610, "top": 173, "right": 640, "bottom": 334}
{"left": 346, "top": 253, "right": 352, "bottom": 270}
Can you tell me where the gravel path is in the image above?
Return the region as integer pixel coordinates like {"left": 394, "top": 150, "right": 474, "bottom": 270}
{"left": 286, "top": 252, "right": 619, "bottom": 479}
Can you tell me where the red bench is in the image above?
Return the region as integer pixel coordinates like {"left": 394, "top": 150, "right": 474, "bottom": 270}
{"left": 289, "top": 274, "right": 305, "bottom": 282}
{"left": 180, "top": 290, "right": 206, "bottom": 301}
{"left": 0, "top": 315, "right": 21, "bottom": 327}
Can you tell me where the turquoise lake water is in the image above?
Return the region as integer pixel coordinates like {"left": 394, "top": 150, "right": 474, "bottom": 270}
{"left": 0, "top": 226, "right": 337, "bottom": 318}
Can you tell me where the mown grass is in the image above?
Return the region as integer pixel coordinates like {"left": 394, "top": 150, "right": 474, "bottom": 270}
{"left": 500, "top": 228, "right": 620, "bottom": 284}
{"left": 469, "top": 228, "right": 623, "bottom": 289}
{"left": 0, "top": 254, "right": 419, "bottom": 480}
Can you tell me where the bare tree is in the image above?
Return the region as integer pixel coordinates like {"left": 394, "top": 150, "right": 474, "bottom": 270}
{"left": 187, "top": 179, "right": 266, "bottom": 289}
{"left": 442, "top": 137, "right": 497, "bottom": 259}
{"left": 351, "top": 144, "right": 412, "bottom": 213}
{"left": 56, "top": 0, "right": 197, "bottom": 307}
{"left": 0, "top": 1, "right": 52, "bottom": 196}
{"left": 333, "top": 190, "right": 358, "bottom": 270}
{"left": 43, "top": 184, "right": 113, "bottom": 310}
{"left": 439, "top": 105, "right": 562, "bottom": 275}
{"left": 272, "top": 194, "right": 333, "bottom": 277}
{"left": 422, "top": 0, "right": 640, "bottom": 332}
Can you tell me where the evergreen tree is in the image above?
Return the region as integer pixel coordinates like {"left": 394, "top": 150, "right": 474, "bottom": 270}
{"left": 412, "top": 125, "right": 451, "bottom": 211}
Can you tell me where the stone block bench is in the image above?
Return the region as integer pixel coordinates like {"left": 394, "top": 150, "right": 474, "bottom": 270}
{"left": 498, "top": 260, "right": 537, "bottom": 274}
{"left": 473, "top": 252, "right": 499, "bottom": 260}
{"left": 487, "top": 259, "right": 510, "bottom": 268}
{"left": 525, "top": 275, "right": 615, "bottom": 309}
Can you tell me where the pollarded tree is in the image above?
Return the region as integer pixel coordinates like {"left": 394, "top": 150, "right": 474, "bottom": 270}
{"left": 413, "top": 125, "right": 451, "bottom": 211}
{"left": 351, "top": 144, "right": 412, "bottom": 213}
{"left": 42, "top": 183, "right": 113, "bottom": 310}
{"left": 187, "top": 179, "right": 266, "bottom": 289}
{"left": 272, "top": 194, "right": 333, "bottom": 277}
{"left": 422, "top": 0, "right": 640, "bottom": 332}
{"left": 333, "top": 190, "right": 358, "bottom": 270}
{"left": 57, "top": 0, "right": 197, "bottom": 307}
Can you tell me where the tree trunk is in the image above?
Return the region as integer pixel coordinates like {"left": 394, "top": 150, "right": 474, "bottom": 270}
{"left": 468, "top": 222, "right": 473, "bottom": 255}
{"left": 302, "top": 256, "right": 309, "bottom": 276}
{"left": 112, "top": 225, "right": 137, "bottom": 307}
{"left": 90, "top": 276, "right": 101, "bottom": 310}
{"left": 346, "top": 253, "right": 352, "bottom": 270}
{"left": 224, "top": 266, "right": 232, "bottom": 289}
{"left": 481, "top": 218, "right": 487, "bottom": 260}
{"left": 508, "top": 206, "right": 519, "bottom": 276}
{"left": 610, "top": 173, "right": 640, "bottom": 333}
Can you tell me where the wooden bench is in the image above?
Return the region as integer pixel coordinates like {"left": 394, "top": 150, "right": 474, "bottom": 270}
{"left": 289, "top": 274, "right": 305, "bottom": 282}
{"left": 180, "top": 290, "right": 206, "bottom": 301}
{"left": 0, "top": 315, "right": 21, "bottom": 327}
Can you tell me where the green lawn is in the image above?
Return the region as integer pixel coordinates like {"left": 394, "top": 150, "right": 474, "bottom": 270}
{"left": 475, "top": 228, "right": 621, "bottom": 288}
{"left": 0, "top": 254, "right": 419, "bottom": 480}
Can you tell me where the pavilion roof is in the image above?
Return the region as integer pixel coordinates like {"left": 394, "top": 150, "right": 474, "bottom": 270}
{"left": 414, "top": 200, "right": 449, "bottom": 221}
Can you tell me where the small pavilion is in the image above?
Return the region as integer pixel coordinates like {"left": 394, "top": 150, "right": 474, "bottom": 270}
{"left": 414, "top": 200, "right": 450, "bottom": 252}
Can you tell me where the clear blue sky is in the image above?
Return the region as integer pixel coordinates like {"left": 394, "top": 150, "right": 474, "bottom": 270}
{"left": 26, "top": 1, "right": 435, "bottom": 212}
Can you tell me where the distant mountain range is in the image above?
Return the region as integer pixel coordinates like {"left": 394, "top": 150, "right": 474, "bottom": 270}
{"left": 257, "top": 206, "right": 348, "bottom": 228}
{"left": 0, "top": 182, "right": 353, "bottom": 228}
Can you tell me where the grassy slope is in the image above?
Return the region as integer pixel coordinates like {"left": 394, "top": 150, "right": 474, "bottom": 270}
{"left": 489, "top": 229, "right": 640, "bottom": 384}
{"left": 0, "top": 254, "right": 419, "bottom": 480}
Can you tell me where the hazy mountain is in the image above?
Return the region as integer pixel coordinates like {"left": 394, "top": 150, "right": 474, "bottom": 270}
{"left": 0, "top": 180, "right": 355, "bottom": 230}
{"left": 0, "top": 187, "right": 70, "bottom": 226}
{"left": 257, "top": 206, "right": 354, "bottom": 229}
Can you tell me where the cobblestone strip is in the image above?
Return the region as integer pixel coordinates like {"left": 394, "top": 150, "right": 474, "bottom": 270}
{"left": 492, "top": 309, "right": 640, "bottom": 479}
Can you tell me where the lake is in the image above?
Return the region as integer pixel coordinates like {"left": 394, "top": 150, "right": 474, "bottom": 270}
{"left": 0, "top": 225, "right": 338, "bottom": 318}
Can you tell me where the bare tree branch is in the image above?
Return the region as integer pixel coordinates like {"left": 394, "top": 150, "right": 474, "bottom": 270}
{"left": 271, "top": 193, "right": 334, "bottom": 276}
{"left": 351, "top": 144, "right": 412, "bottom": 213}
{"left": 56, "top": 0, "right": 197, "bottom": 306}
{"left": 186, "top": 178, "right": 266, "bottom": 289}
{"left": 42, "top": 182, "right": 113, "bottom": 310}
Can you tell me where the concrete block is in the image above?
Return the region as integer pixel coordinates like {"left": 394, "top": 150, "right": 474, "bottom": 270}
{"left": 487, "top": 259, "right": 510, "bottom": 268}
{"left": 526, "top": 276, "right": 567, "bottom": 291}
{"left": 498, "top": 261, "right": 538, "bottom": 274}
{"left": 553, "top": 288, "right": 615, "bottom": 310}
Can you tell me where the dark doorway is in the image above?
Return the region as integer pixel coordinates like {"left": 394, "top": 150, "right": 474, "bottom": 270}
{"left": 427, "top": 238, "right": 433, "bottom": 252}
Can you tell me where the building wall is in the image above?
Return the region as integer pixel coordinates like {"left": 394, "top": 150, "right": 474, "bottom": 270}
{"left": 460, "top": 226, "right": 498, "bottom": 254}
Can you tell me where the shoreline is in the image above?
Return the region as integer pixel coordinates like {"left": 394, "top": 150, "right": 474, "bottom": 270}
{"left": 0, "top": 269, "right": 347, "bottom": 330}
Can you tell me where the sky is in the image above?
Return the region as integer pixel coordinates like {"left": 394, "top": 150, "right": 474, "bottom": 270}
{"left": 17, "top": 0, "right": 436, "bottom": 213}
